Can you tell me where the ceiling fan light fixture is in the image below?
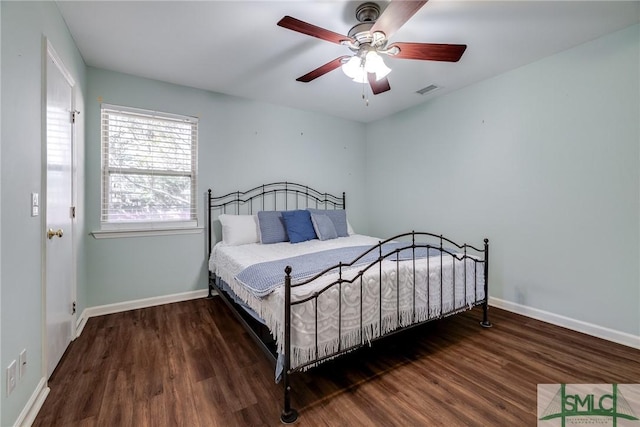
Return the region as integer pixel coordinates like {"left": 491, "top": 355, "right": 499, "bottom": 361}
{"left": 345, "top": 60, "right": 367, "bottom": 83}
{"left": 364, "top": 51, "right": 391, "bottom": 80}
{"left": 342, "top": 51, "right": 391, "bottom": 83}
{"left": 341, "top": 56, "right": 364, "bottom": 79}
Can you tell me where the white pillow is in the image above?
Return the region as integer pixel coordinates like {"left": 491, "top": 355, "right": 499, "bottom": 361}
{"left": 218, "top": 214, "right": 260, "bottom": 246}
{"left": 347, "top": 220, "right": 355, "bottom": 235}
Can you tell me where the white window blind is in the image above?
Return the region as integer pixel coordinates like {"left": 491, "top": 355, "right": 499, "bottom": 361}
{"left": 101, "top": 104, "right": 198, "bottom": 229}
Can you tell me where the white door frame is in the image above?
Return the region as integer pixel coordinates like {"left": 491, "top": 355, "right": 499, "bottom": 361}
{"left": 42, "top": 38, "right": 78, "bottom": 379}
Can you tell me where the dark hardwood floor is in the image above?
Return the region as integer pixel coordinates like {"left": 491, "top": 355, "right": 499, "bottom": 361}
{"left": 33, "top": 297, "right": 640, "bottom": 426}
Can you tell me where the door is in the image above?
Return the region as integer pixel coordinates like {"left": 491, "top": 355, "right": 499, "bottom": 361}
{"left": 45, "top": 42, "right": 76, "bottom": 378}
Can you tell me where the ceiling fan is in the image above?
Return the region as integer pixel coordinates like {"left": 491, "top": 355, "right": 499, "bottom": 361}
{"left": 277, "top": 1, "right": 467, "bottom": 95}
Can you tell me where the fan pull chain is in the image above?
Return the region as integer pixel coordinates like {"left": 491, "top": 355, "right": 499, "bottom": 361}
{"left": 362, "top": 80, "right": 369, "bottom": 106}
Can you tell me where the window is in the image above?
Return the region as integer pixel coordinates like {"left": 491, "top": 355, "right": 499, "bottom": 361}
{"left": 100, "top": 104, "right": 198, "bottom": 231}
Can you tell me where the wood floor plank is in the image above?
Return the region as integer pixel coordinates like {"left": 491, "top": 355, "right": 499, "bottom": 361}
{"left": 33, "top": 298, "right": 640, "bottom": 426}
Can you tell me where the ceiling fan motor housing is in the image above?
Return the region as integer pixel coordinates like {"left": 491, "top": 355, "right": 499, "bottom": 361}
{"left": 355, "top": 2, "right": 381, "bottom": 23}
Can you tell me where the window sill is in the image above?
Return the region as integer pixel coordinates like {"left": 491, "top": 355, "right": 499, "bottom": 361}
{"left": 91, "top": 226, "right": 204, "bottom": 239}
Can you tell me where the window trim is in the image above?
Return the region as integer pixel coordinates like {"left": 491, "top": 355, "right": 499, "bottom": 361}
{"left": 91, "top": 226, "right": 203, "bottom": 240}
{"left": 99, "top": 103, "right": 199, "bottom": 233}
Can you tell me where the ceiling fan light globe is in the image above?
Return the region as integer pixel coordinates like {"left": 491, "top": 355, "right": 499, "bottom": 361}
{"left": 364, "top": 51, "right": 391, "bottom": 80}
{"left": 363, "top": 51, "right": 380, "bottom": 72}
{"left": 341, "top": 56, "right": 363, "bottom": 79}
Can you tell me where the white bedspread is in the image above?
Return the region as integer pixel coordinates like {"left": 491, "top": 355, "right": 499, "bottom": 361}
{"left": 210, "top": 235, "right": 485, "bottom": 371}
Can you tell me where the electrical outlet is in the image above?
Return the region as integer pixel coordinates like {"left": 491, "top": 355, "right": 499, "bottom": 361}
{"left": 19, "top": 349, "right": 27, "bottom": 379}
{"left": 7, "top": 360, "right": 16, "bottom": 396}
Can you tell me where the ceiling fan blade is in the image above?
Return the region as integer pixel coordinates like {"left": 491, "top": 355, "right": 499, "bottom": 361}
{"left": 388, "top": 42, "right": 467, "bottom": 62}
{"left": 296, "top": 56, "right": 350, "bottom": 83}
{"left": 370, "top": 1, "right": 428, "bottom": 39}
{"left": 278, "top": 16, "right": 352, "bottom": 45}
{"left": 368, "top": 74, "right": 391, "bottom": 95}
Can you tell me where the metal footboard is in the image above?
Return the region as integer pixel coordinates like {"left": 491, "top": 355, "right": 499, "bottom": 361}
{"left": 280, "top": 232, "right": 489, "bottom": 423}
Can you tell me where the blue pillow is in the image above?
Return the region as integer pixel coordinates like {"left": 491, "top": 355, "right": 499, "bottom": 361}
{"left": 310, "top": 213, "right": 338, "bottom": 241}
{"left": 307, "top": 209, "right": 348, "bottom": 237}
{"left": 281, "top": 210, "right": 317, "bottom": 243}
{"left": 257, "top": 211, "right": 288, "bottom": 244}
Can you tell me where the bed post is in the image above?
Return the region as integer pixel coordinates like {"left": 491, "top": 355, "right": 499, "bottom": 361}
{"left": 281, "top": 266, "right": 298, "bottom": 424}
{"left": 480, "top": 238, "right": 492, "bottom": 328}
{"left": 207, "top": 189, "right": 214, "bottom": 299}
{"left": 208, "top": 189, "right": 212, "bottom": 255}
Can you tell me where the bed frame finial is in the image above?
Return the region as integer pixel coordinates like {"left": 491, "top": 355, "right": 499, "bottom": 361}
{"left": 281, "top": 265, "right": 298, "bottom": 423}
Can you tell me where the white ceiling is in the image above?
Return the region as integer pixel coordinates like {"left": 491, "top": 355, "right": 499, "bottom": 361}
{"left": 56, "top": 1, "right": 639, "bottom": 123}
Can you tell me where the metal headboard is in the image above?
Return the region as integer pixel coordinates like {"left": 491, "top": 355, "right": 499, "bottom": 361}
{"left": 207, "top": 182, "right": 346, "bottom": 254}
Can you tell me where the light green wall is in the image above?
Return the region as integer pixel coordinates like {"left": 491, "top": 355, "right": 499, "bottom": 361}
{"left": 85, "top": 67, "right": 367, "bottom": 306}
{"left": 1, "top": 2, "right": 87, "bottom": 425}
{"left": 366, "top": 24, "right": 640, "bottom": 336}
{"left": 0, "top": 1, "right": 3, "bottom": 424}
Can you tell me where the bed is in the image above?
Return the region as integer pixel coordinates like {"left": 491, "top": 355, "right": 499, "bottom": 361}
{"left": 207, "top": 182, "right": 490, "bottom": 423}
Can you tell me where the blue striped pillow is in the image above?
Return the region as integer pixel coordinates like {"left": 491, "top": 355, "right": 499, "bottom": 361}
{"left": 257, "top": 211, "right": 288, "bottom": 244}
{"left": 311, "top": 213, "right": 338, "bottom": 241}
{"left": 307, "top": 209, "right": 348, "bottom": 237}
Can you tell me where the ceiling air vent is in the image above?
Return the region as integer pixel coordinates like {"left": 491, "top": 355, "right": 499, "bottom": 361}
{"left": 416, "top": 84, "right": 440, "bottom": 95}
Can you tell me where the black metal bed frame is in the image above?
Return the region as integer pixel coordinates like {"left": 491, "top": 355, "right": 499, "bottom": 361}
{"left": 207, "top": 182, "right": 490, "bottom": 424}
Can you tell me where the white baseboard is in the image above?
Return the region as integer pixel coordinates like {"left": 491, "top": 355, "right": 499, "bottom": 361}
{"left": 78, "top": 289, "right": 209, "bottom": 336}
{"left": 75, "top": 310, "right": 88, "bottom": 338}
{"left": 14, "top": 377, "right": 49, "bottom": 427}
{"left": 489, "top": 297, "right": 640, "bottom": 350}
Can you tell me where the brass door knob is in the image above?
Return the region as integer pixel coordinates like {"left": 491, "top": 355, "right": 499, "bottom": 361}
{"left": 47, "top": 228, "right": 64, "bottom": 239}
